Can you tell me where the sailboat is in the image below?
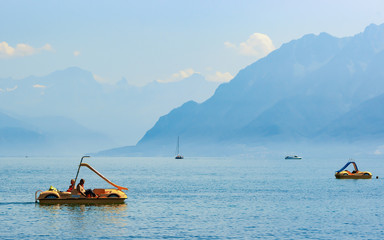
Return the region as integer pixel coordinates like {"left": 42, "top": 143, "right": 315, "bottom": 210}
{"left": 175, "top": 136, "right": 184, "bottom": 159}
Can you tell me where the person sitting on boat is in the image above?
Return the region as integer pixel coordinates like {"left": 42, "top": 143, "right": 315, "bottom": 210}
{"left": 66, "top": 179, "right": 75, "bottom": 192}
{"left": 77, "top": 179, "right": 97, "bottom": 198}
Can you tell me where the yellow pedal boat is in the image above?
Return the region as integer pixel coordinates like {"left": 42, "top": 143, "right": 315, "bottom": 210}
{"left": 36, "top": 156, "right": 128, "bottom": 204}
{"left": 335, "top": 161, "right": 372, "bottom": 179}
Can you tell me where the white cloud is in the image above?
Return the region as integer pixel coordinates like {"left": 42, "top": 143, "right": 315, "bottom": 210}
{"left": 206, "top": 71, "right": 233, "bottom": 83}
{"left": 74, "top": 51, "right": 80, "bottom": 57}
{"left": 225, "top": 33, "right": 275, "bottom": 57}
{"left": 6, "top": 85, "right": 18, "bottom": 92}
{"left": 224, "top": 41, "right": 236, "bottom": 49}
{"left": 0, "top": 41, "right": 54, "bottom": 58}
{"left": 33, "top": 84, "right": 46, "bottom": 88}
{"left": 157, "top": 68, "right": 197, "bottom": 83}
{"left": 158, "top": 68, "right": 233, "bottom": 84}
{"left": 41, "top": 44, "right": 53, "bottom": 51}
{"left": 0, "top": 42, "right": 15, "bottom": 56}
{"left": 374, "top": 145, "right": 384, "bottom": 155}
{"left": 93, "top": 74, "right": 112, "bottom": 84}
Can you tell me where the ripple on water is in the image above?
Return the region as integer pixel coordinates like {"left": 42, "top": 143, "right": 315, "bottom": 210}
{"left": 1, "top": 157, "right": 384, "bottom": 239}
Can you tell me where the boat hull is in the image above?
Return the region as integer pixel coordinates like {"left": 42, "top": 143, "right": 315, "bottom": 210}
{"left": 335, "top": 171, "right": 372, "bottom": 179}
{"left": 39, "top": 198, "right": 126, "bottom": 204}
{"left": 37, "top": 188, "right": 127, "bottom": 204}
{"left": 285, "top": 157, "right": 302, "bottom": 160}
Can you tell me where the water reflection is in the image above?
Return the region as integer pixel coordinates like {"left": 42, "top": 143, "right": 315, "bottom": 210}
{"left": 38, "top": 203, "right": 128, "bottom": 214}
{"left": 0, "top": 202, "right": 35, "bottom": 205}
{"left": 37, "top": 204, "right": 129, "bottom": 231}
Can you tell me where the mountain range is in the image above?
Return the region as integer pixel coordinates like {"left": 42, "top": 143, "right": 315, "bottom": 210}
{"left": 98, "top": 23, "right": 384, "bottom": 157}
{"left": 0, "top": 68, "right": 219, "bottom": 155}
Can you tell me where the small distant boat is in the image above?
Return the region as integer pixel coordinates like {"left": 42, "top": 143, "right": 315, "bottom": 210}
{"left": 175, "top": 136, "right": 184, "bottom": 159}
{"left": 35, "top": 156, "right": 128, "bottom": 204}
{"left": 285, "top": 155, "right": 302, "bottom": 160}
{"left": 335, "top": 161, "right": 372, "bottom": 179}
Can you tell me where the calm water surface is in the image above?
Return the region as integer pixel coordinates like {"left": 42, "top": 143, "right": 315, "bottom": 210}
{"left": 1, "top": 156, "right": 384, "bottom": 239}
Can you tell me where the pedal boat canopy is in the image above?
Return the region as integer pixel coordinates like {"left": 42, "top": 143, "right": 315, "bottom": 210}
{"left": 36, "top": 157, "right": 128, "bottom": 204}
{"left": 335, "top": 161, "right": 372, "bottom": 179}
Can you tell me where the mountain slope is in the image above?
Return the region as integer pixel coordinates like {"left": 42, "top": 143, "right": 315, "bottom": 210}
{"left": 318, "top": 93, "right": 384, "bottom": 141}
{"left": 0, "top": 69, "right": 219, "bottom": 147}
{"left": 122, "top": 23, "right": 384, "bottom": 156}
{"left": 0, "top": 109, "right": 116, "bottom": 156}
{"left": 0, "top": 111, "right": 45, "bottom": 155}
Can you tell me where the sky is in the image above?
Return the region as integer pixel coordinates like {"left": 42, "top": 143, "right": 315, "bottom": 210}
{"left": 1, "top": 0, "right": 384, "bottom": 86}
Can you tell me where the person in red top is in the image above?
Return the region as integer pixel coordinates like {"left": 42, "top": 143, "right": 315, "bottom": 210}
{"left": 66, "top": 179, "right": 75, "bottom": 192}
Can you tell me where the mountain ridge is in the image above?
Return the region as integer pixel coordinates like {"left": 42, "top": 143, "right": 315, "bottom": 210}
{"left": 100, "top": 23, "right": 384, "bottom": 156}
{"left": 0, "top": 68, "right": 220, "bottom": 155}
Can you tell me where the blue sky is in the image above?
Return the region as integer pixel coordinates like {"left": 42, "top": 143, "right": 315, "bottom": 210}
{"left": 1, "top": 0, "right": 384, "bottom": 86}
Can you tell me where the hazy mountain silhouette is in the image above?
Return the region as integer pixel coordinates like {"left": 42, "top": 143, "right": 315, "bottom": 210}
{"left": 0, "top": 111, "right": 45, "bottom": 156}
{"left": 0, "top": 68, "right": 219, "bottom": 155}
{"left": 0, "top": 110, "right": 113, "bottom": 156}
{"left": 318, "top": 93, "right": 384, "bottom": 142}
{"left": 98, "top": 23, "right": 384, "bottom": 156}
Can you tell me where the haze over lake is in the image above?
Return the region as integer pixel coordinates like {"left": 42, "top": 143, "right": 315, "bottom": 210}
{"left": 1, "top": 1, "right": 384, "bottom": 239}
{"left": 2, "top": 24, "right": 384, "bottom": 158}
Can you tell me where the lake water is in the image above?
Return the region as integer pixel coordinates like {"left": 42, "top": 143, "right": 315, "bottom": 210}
{"left": 1, "top": 156, "right": 384, "bottom": 239}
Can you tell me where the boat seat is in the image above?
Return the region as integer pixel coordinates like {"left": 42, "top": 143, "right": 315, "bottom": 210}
{"left": 71, "top": 189, "right": 81, "bottom": 195}
{"left": 93, "top": 189, "right": 106, "bottom": 194}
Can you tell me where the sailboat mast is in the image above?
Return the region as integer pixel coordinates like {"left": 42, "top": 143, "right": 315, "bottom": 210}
{"left": 176, "top": 136, "right": 180, "bottom": 155}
